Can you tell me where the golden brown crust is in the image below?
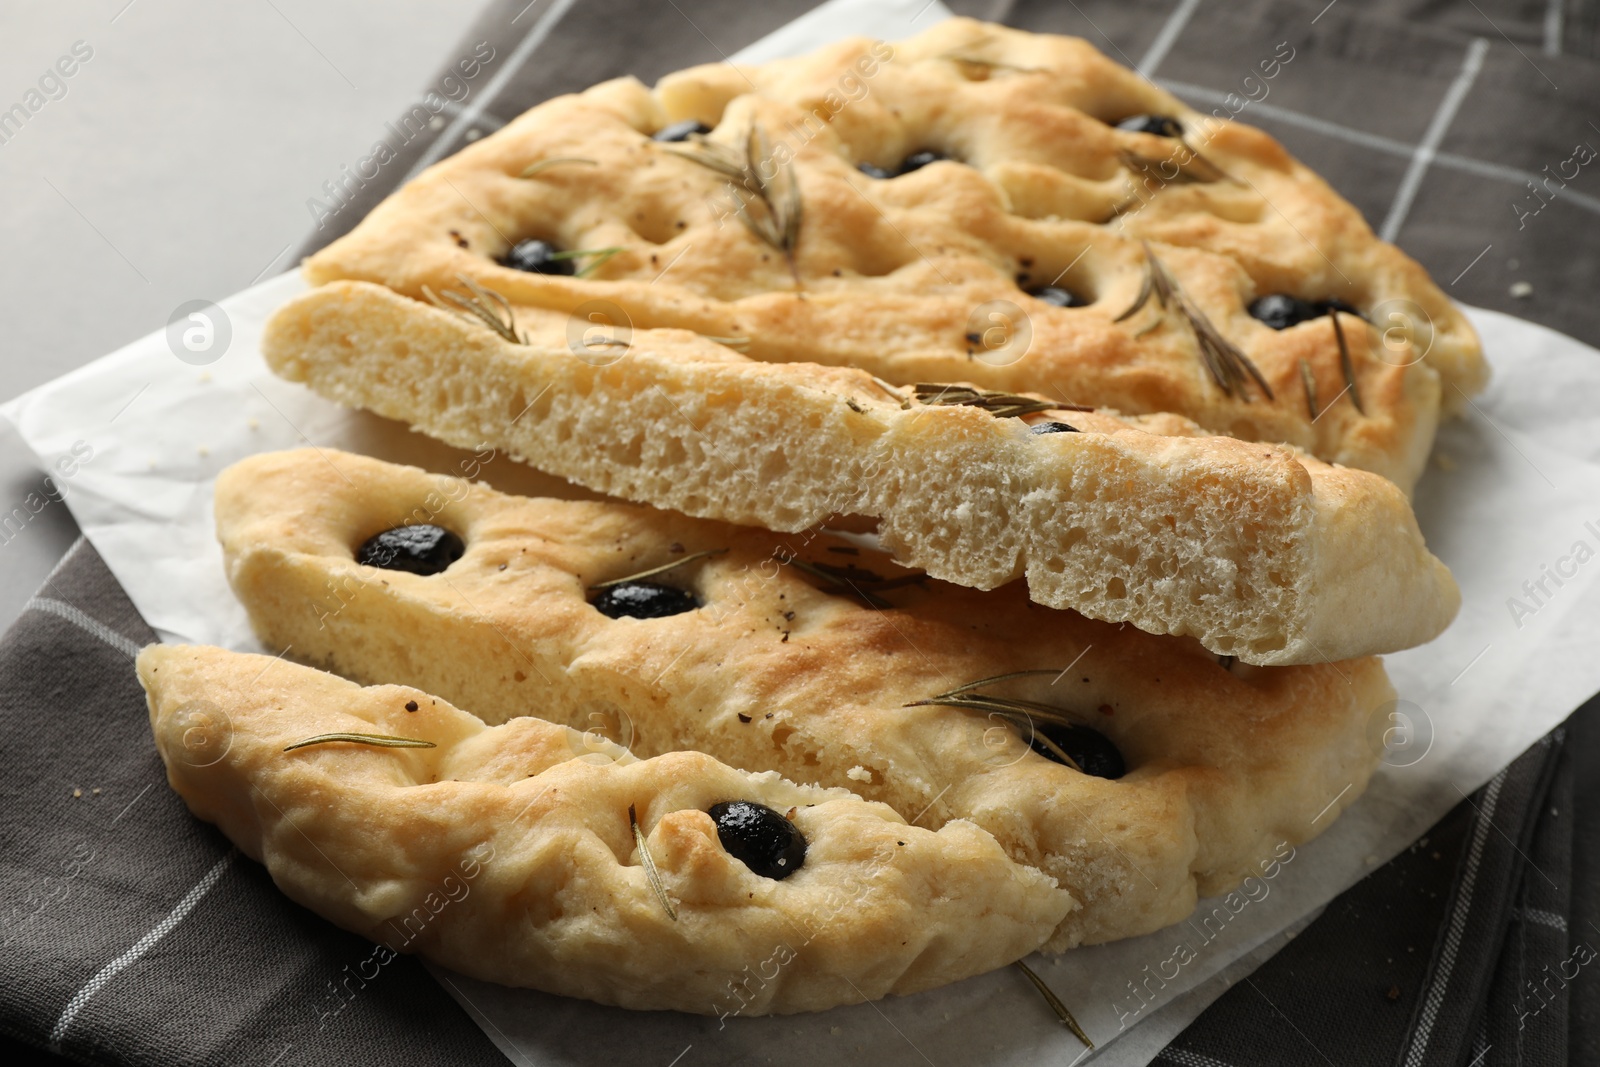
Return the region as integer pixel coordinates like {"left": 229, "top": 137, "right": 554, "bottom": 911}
{"left": 303, "top": 18, "right": 1483, "bottom": 490}
{"left": 214, "top": 448, "right": 1393, "bottom": 950}
{"left": 139, "top": 644, "right": 1071, "bottom": 1013}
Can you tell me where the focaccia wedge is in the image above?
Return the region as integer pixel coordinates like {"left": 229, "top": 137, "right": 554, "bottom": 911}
{"left": 140, "top": 644, "right": 1071, "bottom": 1014}
{"left": 296, "top": 17, "right": 1484, "bottom": 491}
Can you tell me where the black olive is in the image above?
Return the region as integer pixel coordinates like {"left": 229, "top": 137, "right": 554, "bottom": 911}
{"left": 1116, "top": 114, "right": 1183, "bottom": 137}
{"left": 709, "top": 800, "right": 806, "bottom": 879}
{"left": 1320, "top": 297, "right": 1363, "bottom": 318}
{"left": 1248, "top": 294, "right": 1324, "bottom": 330}
{"left": 1030, "top": 722, "right": 1125, "bottom": 779}
{"left": 591, "top": 580, "right": 697, "bottom": 619}
{"left": 501, "top": 238, "right": 574, "bottom": 275}
{"left": 1027, "top": 285, "right": 1085, "bottom": 308}
{"left": 357, "top": 525, "right": 465, "bottom": 576}
{"left": 856, "top": 162, "right": 894, "bottom": 180}
{"left": 1030, "top": 421, "right": 1079, "bottom": 434}
{"left": 653, "top": 119, "right": 711, "bottom": 143}
{"left": 896, "top": 149, "right": 946, "bottom": 174}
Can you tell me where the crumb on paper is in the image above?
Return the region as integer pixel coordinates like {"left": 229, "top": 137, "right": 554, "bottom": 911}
{"left": 247, "top": 418, "right": 260, "bottom": 431}
{"left": 198, "top": 446, "right": 209, "bottom": 457}
{"left": 198, "top": 371, "right": 212, "bottom": 383}
{"left": 846, "top": 765, "right": 872, "bottom": 783}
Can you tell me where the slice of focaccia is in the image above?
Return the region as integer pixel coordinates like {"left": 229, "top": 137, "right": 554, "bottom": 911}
{"left": 214, "top": 449, "right": 1393, "bottom": 950}
{"left": 263, "top": 283, "right": 1457, "bottom": 666}
{"left": 296, "top": 17, "right": 1484, "bottom": 492}
{"left": 139, "top": 645, "right": 1071, "bottom": 1014}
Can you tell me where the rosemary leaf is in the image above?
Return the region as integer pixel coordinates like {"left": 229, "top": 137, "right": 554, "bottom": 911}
{"left": 519, "top": 157, "right": 599, "bottom": 179}
{"left": 1299, "top": 358, "right": 1320, "bottom": 421}
{"left": 545, "top": 246, "right": 625, "bottom": 278}
{"left": 590, "top": 548, "right": 729, "bottom": 591}
{"left": 786, "top": 558, "right": 892, "bottom": 609}
{"left": 867, "top": 376, "right": 911, "bottom": 407}
{"left": 284, "top": 733, "right": 437, "bottom": 752}
{"left": 1118, "top": 245, "right": 1273, "bottom": 402}
{"left": 1112, "top": 264, "right": 1155, "bottom": 323}
{"left": 903, "top": 670, "right": 1094, "bottom": 771}
{"left": 423, "top": 275, "right": 530, "bottom": 346}
{"left": 1330, "top": 310, "right": 1365, "bottom": 415}
{"left": 934, "top": 34, "right": 1045, "bottom": 75}
{"left": 1021, "top": 726, "right": 1087, "bottom": 774}
{"left": 910, "top": 383, "right": 1061, "bottom": 419}
{"left": 630, "top": 803, "right": 678, "bottom": 921}
{"left": 916, "top": 668, "right": 1063, "bottom": 700}
{"left": 664, "top": 123, "right": 802, "bottom": 270}
{"left": 1015, "top": 960, "right": 1094, "bottom": 1049}
{"left": 941, "top": 53, "right": 1045, "bottom": 74}
{"left": 698, "top": 334, "right": 751, "bottom": 351}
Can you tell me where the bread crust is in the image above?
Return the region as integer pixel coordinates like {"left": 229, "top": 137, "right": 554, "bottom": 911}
{"left": 214, "top": 448, "right": 1393, "bottom": 951}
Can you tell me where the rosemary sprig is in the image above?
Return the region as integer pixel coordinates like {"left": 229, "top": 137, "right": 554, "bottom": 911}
{"left": 519, "top": 157, "right": 599, "bottom": 179}
{"left": 699, "top": 334, "right": 751, "bottom": 351}
{"left": 1328, "top": 309, "right": 1365, "bottom": 415}
{"left": 284, "top": 733, "right": 437, "bottom": 752}
{"left": 1298, "top": 358, "right": 1320, "bottom": 421}
{"left": 786, "top": 558, "right": 926, "bottom": 610}
{"left": 1015, "top": 960, "right": 1094, "bottom": 1050}
{"left": 1113, "top": 244, "right": 1273, "bottom": 402}
{"left": 423, "top": 274, "right": 529, "bottom": 345}
{"left": 590, "top": 548, "right": 728, "bottom": 591}
{"left": 665, "top": 124, "right": 802, "bottom": 274}
{"left": 911, "top": 383, "right": 1072, "bottom": 419}
{"left": 545, "top": 246, "right": 625, "bottom": 278}
{"left": 905, "top": 670, "right": 1090, "bottom": 773}
{"left": 630, "top": 803, "right": 678, "bottom": 921}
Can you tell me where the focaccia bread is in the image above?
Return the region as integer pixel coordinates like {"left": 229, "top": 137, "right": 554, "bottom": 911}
{"left": 139, "top": 644, "right": 1071, "bottom": 1013}
{"left": 264, "top": 283, "right": 1458, "bottom": 666}
{"left": 296, "top": 17, "right": 1484, "bottom": 491}
{"left": 214, "top": 448, "right": 1393, "bottom": 950}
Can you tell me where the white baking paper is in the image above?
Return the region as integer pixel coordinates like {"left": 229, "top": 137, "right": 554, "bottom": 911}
{"left": 8, "top": 0, "right": 1600, "bottom": 1062}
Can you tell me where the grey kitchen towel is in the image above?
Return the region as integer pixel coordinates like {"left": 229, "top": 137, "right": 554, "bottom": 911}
{"left": 7, "top": 0, "right": 1600, "bottom": 1064}
{"left": 0, "top": 540, "right": 505, "bottom": 1067}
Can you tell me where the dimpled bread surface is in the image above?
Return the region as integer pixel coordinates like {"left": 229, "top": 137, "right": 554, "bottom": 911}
{"left": 299, "top": 17, "right": 1484, "bottom": 491}
{"left": 139, "top": 644, "right": 1072, "bottom": 1013}
{"left": 214, "top": 448, "right": 1392, "bottom": 952}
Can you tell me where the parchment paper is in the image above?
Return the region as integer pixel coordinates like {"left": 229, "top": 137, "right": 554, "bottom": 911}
{"left": 9, "top": 1, "right": 1600, "bottom": 1062}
